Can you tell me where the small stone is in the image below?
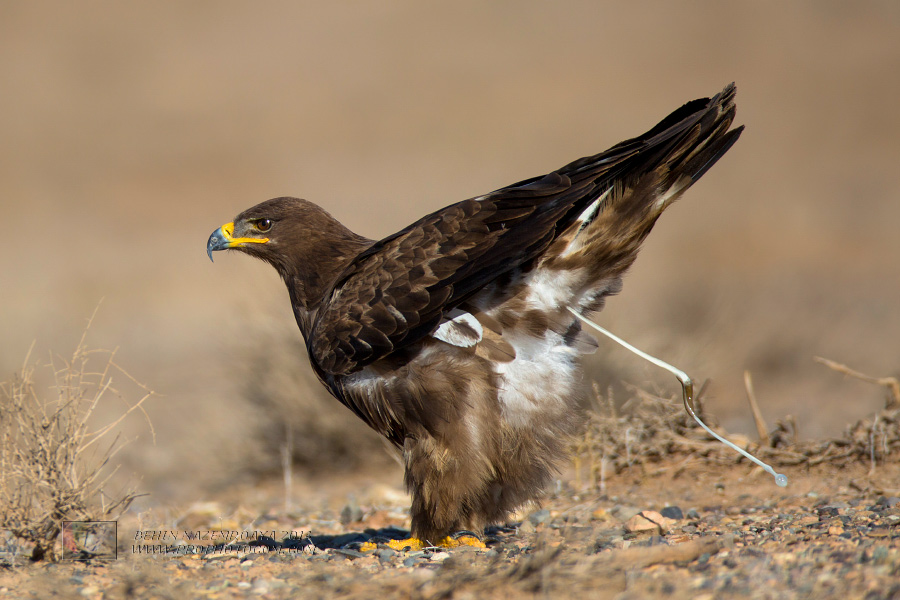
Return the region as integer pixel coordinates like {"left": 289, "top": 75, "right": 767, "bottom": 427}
{"left": 376, "top": 548, "right": 397, "bottom": 562}
{"left": 686, "top": 509, "right": 701, "bottom": 520}
{"left": 660, "top": 506, "right": 684, "bottom": 520}
{"left": 625, "top": 511, "right": 673, "bottom": 535}
{"left": 878, "top": 496, "right": 900, "bottom": 508}
{"left": 429, "top": 551, "right": 451, "bottom": 562}
{"left": 528, "top": 509, "right": 551, "bottom": 526}
{"left": 828, "top": 525, "right": 845, "bottom": 536}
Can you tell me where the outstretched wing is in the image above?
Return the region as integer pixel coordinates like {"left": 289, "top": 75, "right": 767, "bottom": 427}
{"left": 309, "top": 85, "right": 741, "bottom": 376}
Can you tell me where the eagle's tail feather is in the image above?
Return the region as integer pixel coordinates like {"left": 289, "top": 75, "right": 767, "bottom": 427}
{"left": 542, "top": 84, "right": 742, "bottom": 316}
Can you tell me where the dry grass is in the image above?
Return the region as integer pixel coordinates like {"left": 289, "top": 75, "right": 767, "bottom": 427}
{"left": 573, "top": 367, "right": 900, "bottom": 491}
{"left": 0, "top": 313, "right": 154, "bottom": 561}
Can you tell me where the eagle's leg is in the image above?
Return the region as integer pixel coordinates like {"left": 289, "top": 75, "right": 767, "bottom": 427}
{"left": 357, "top": 432, "right": 492, "bottom": 552}
{"left": 401, "top": 434, "right": 492, "bottom": 549}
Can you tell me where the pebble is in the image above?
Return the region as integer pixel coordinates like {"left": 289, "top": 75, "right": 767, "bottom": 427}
{"left": 376, "top": 548, "right": 397, "bottom": 562}
{"left": 429, "top": 551, "right": 451, "bottom": 562}
{"left": 661, "top": 506, "right": 684, "bottom": 520}
{"left": 624, "top": 511, "right": 674, "bottom": 535}
{"left": 528, "top": 509, "right": 551, "bottom": 525}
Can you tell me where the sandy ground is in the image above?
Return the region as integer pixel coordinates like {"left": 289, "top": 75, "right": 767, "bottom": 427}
{"left": 1, "top": 1, "right": 899, "bottom": 597}
{"left": 2, "top": 457, "right": 899, "bottom": 599}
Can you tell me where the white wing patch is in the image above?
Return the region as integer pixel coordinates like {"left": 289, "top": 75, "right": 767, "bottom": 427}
{"left": 432, "top": 309, "right": 484, "bottom": 348}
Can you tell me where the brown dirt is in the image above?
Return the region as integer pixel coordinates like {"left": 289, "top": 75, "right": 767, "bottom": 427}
{"left": 1, "top": 458, "right": 898, "bottom": 600}
{"left": 4, "top": 397, "right": 900, "bottom": 599}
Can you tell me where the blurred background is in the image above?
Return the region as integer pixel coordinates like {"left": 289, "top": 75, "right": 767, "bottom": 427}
{"left": 1, "top": 1, "right": 898, "bottom": 506}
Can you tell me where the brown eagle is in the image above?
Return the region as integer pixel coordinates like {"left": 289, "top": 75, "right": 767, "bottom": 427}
{"left": 207, "top": 84, "right": 742, "bottom": 549}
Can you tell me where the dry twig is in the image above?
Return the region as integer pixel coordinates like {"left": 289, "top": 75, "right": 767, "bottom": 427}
{"left": 743, "top": 371, "right": 770, "bottom": 445}
{"left": 815, "top": 356, "right": 900, "bottom": 409}
{"left": 0, "top": 315, "right": 154, "bottom": 561}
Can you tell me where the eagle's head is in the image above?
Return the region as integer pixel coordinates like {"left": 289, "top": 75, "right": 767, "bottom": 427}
{"left": 206, "top": 197, "right": 317, "bottom": 265}
{"left": 207, "top": 196, "right": 373, "bottom": 317}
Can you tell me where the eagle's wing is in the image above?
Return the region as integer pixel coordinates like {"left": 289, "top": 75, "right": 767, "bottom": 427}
{"left": 308, "top": 174, "right": 585, "bottom": 376}
{"left": 309, "top": 85, "right": 741, "bottom": 376}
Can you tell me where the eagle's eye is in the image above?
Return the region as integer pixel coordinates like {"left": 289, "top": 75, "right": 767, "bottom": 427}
{"left": 255, "top": 219, "right": 273, "bottom": 233}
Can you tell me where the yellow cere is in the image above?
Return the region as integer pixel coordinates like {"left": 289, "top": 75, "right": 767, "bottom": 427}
{"left": 221, "top": 222, "right": 269, "bottom": 246}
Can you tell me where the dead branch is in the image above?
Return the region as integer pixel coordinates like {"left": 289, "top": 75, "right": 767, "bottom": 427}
{"left": 815, "top": 356, "right": 900, "bottom": 409}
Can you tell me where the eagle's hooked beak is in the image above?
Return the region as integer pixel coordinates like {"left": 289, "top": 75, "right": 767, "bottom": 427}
{"left": 206, "top": 222, "right": 269, "bottom": 262}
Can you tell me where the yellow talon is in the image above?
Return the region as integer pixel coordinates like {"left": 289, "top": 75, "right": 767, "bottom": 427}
{"left": 387, "top": 537, "right": 426, "bottom": 552}
{"left": 443, "top": 534, "right": 486, "bottom": 549}
{"left": 380, "top": 535, "right": 485, "bottom": 552}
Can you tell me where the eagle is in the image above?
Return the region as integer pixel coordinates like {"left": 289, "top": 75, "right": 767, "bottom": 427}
{"left": 207, "top": 84, "right": 742, "bottom": 549}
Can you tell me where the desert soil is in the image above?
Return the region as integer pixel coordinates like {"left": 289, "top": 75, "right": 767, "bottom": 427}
{"left": 2, "top": 460, "right": 898, "bottom": 600}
